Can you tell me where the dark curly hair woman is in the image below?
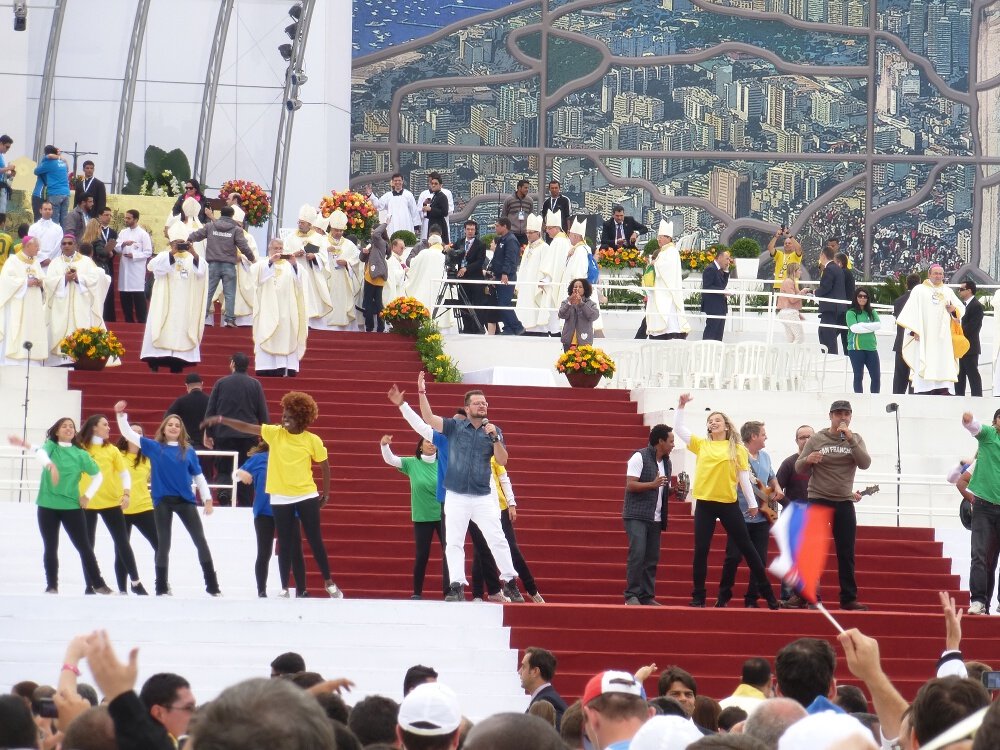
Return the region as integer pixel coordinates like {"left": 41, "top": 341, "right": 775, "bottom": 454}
{"left": 203, "top": 391, "right": 342, "bottom": 598}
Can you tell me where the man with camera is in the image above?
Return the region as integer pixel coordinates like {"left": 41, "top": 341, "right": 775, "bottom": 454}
{"left": 141, "top": 237, "right": 208, "bottom": 373}
{"left": 418, "top": 172, "right": 452, "bottom": 244}
{"left": 767, "top": 226, "right": 803, "bottom": 291}
{"left": 44, "top": 234, "right": 109, "bottom": 365}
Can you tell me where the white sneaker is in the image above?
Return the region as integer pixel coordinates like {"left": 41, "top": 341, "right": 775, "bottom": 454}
{"left": 278, "top": 589, "right": 290, "bottom": 598}
{"left": 325, "top": 581, "right": 344, "bottom": 599}
{"left": 531, "top": 593, "right": 546, "bottom": 603}
{"left": 968, "top": 601, "right": 988, "bottom": 615}
{"left": 487, "top": 591, "right": 511, "bottom": 603}
{"left": 472, "top": 597, "right": 483, "bottom": 602}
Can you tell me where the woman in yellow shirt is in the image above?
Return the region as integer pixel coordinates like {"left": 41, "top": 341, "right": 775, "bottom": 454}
{"left": 674, "top": 393, "right": 779, "bottom": 609}
{"left": 79, "top": 415, "right": 147, "bottom": 595}
{"left": 116, "top": 424, "right": 158, "bottom": 594}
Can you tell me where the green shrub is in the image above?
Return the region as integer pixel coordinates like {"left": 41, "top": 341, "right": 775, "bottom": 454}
{"left": 390, "top": 229, "right": 418, "bottom": 247}
{"left": 729, "top": 237, "right": 762, "bottom": 259}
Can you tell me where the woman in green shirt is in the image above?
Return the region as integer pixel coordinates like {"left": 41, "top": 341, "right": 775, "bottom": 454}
{"left": 380, "top": 434, "right": 444, "bottom": 599}
{"left": 9, "top": 417, "right": 112, "bottom": 594}
{"left": 846, "top": 287, "right": 881, "bottom": 393}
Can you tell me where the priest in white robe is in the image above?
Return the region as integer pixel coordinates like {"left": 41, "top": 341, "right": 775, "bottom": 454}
{"left": 229, "top": 205, "right": 257, "bottom": 326}
{"left": 382, "top": 236, "right": 407, "bottom": 307}
{"left": 0, "top": 238, "right": 48, "bottom": 365}
{"left": 44, "top": 235, "right": 111, "bottom": 365}
{"left": 543, "top": 211, "right": 571, "bottom": 333}
{"left": 645, "top": 219, "right": 690, "bottom": 339}
{"left": 323, "top": 209, "right": 362, "bottom": 330}
{"left": 405, "top": 231, "right": 452, "bottom": 330}
{"left": 561, "top": 217, "right": 603, "bottom": 333}
{"left": 283, "top": 204, "right": 334, "bottom": 330}
{"left": 141, "top": 239, "right": 209, "bottom": 373}
{"left": 514, "top": 213, "right": 550, "bottom": 334}
{"left": 253, "top": 238, "right": 307, "bottom": 377}
{"left": 897, "top": 263, "right": 965, "bottom": 395}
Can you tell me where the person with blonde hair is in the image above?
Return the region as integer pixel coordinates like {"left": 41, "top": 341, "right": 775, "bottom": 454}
{"left": 775, "top": 261, "right": 807, "bottom": 343}
{"left": 673, "top": 392, "right": 779, "bottom": 609}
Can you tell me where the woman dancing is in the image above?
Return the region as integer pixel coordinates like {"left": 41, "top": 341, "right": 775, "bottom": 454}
{"left": 204, "top": 391, "right": 342, "bottom": 598}
{"left": 9, "top": 418, "right": 113, "bottom": 594}
{"left": 115, "top": 424, "right": 159, "bottom": 594}
{"left": 674, "top": 393, "right": 779, "bottom": 609}
{"left": 115, "top": 401, "right": 221, "bottom": 597}
{"left": 79, "top": 414, "right": 146, "bottom": 595}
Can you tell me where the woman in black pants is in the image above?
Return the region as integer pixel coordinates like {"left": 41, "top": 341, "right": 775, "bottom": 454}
{"left": 79, "top": 415, "right": 147, "bottom": 595}
{"left": 673, "top": 393, "right": 779, "bottom": 609}
{"left": 115, "top": 426, "right": 159, "bottom": 592}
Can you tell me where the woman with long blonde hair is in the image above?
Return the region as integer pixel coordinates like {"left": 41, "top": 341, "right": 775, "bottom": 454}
{"left": 673, "top": 393, "right": 779, "bottom": 609}
{"left": 775, "top": 261, "right": 806, "bottom": 343}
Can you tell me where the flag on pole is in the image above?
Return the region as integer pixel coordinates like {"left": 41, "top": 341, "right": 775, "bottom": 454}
{"left": 768, "top": 502, "right": 834, "bottom": 603}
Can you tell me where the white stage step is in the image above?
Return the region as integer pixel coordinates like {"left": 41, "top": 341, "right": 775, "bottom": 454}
{"left": 0, "top": 504, "right": 527, "bottom": 718}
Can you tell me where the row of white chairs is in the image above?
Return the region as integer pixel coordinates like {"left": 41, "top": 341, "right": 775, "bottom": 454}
{"left": 608, "top": 340, "right": 829, "bottom": 392}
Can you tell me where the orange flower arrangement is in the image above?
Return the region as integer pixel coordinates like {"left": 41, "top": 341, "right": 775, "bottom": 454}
{"left": 597, "top": 246, "right": 642, "bottom": 270}
{"left": 555, "top": 345, "right": 616, "bottom": 379}
{"left": 318, "top": 189, "right": 378, "bottom": 243}
{"left": 219, "top": 179, "right": 271, "bottom": 227}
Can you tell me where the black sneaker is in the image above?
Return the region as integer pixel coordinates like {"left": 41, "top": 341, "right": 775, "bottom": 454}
{"left": 688, "top": 599, "right": 706, "bottom": 608}
{"left": 131, "top": 582, "right": 149, "bottom": 596}
{"left": 502, "top": 580, "right": 525, "bottom": 603}
{"left": 84, "top": 586, "right": 96, "bottom": 595}
{"left": 93, "top": 585, "right": 113, "bottom": 595}
{"left": 445, "top": 583, "right": 465, "bottom": 602}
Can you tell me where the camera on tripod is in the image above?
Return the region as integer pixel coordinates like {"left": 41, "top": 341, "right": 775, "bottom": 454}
{"left": 444, "top": 245, "right": 466, "bottom": 279}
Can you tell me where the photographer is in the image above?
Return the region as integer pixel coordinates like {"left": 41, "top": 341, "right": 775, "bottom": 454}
{"left": 140, "top": 238, "right": 208, "bottom": 373}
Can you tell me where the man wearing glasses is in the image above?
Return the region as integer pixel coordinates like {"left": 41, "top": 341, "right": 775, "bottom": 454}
{"left": 956, "top": 280, "right": 984, "bottom": 397}
{"left": 140, "top": 672, "right": 196, "bottom": 747}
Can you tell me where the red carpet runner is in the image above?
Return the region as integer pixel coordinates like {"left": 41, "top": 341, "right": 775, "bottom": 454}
{"left": 69, "top": 323, "right": 998, "bottom": 702}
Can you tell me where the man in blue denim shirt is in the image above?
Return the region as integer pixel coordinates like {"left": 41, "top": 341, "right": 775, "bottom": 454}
{"left": 392, "top": 372, "right": 521, "bottom": 602}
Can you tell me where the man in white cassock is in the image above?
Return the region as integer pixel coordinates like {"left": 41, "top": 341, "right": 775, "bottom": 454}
{"left": 561, "top": 217, "right": 603, "bottom": 334}
{"left": 897, "top": 263, "right": 965, "bottom": 395}
{"left": 229, "top": 205, "right": 257, "bottom": 326}
{"left": 645, "top": 219, "right": 690, "bottom": 340}
{"left": 382, "top": 237, "right": 407, "bottom": 308}
{"left": 514, "top": 213, "right": 551, "bottom": 335}
{"left": 44, "top": 234, "right": 111, "bottom": 365}
{"left": 253, "top": 238, "right": 307, "bottom": 377}
{"left": 141, "top": 238, "right": 208, "bottom": 373}
{"left": 0, "top": 237, "right": 48, "bottom": 366}
{"left": 543, "top": 210, "right": 571, "bottom": 333}
{"left": 323, "top": 209, "right": 362, "bottom": 330}
{"left": 368, "top": 173, "right": 421, "bottom": 239}
{"left": 284, "top": 204, "right": 334, "bottom": 330}
{"left": 405, "top": 229, "right": 452, "bottom": 330}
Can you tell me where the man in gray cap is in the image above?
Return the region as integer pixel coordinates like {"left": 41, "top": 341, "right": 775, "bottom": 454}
{"left": 791, "top": 400, "right": 871, "bottom": 611}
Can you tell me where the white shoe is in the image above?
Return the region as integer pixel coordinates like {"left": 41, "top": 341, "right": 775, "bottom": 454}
{"left": 968, "top": 601, "right": 988, "bottom": 615}
{"left": 472, "top": 597, "right": 483, "bottom": 602}
{"left": 325, "top": 581, "right": 344, "bottom": 599}
{"left": 278, "top": 589, "right": 290, "bottom": 598}
{"left": 487, "top": 591, "right": 511, "bottom": 603}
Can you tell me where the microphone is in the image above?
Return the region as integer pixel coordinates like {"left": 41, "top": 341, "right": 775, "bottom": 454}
{"left": 840, "top": 431, "right": 846, "bottom": 441}
{"left": 482, "top": 418, "right": 499, "bottom": 444}
{"left": 22, "top": 341, "right": 32, "bottom": 351}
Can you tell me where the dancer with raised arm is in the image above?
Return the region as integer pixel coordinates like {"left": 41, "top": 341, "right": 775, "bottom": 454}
{"left": 114, "top": 400, "right": 221, "bottom": 597}
{"left": 202, "top": 391, "right": 342, "bottom": 598}
{"left": 9, "top": 418, "right": 112, "bottom": 594}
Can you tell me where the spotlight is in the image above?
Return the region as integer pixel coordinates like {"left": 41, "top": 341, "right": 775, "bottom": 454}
{"left": 288, "top": 3, "right": 302, "bottom": 20}
{"left": 13, "top": 1, "right": 26, "bottom": 31}
{"left": 286, "top": 98, "right": 303, "bottom": 112}
{"left": 278, "top": 43, "right": 293, "bottom": 61}
{"left": 284, "top": 22, "right": 298, "bottom": 39}
{"left": 885, "top": 402, "right": 899, "bottom": 413}
{"left": 291, "top": 70, "right": 308, "bottom": 86}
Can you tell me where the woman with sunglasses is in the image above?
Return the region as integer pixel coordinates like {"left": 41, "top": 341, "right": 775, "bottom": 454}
{"left": 846, "top": 287, "right": 881, "bottom": 393}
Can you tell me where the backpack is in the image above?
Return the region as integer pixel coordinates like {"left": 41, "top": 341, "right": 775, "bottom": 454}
{"left": 586, "top": 250, "right": 600, "bottom": 284}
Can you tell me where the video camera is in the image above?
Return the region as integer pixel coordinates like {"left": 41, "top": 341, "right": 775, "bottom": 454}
{"left": 445, "top": 244, "right": 466, "bottom": 278}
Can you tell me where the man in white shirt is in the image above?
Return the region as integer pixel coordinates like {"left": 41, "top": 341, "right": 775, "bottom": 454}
{"left": 27, "top": 200, "right": 64, "bottom": 268}
{"left": 368, "top": 174, "right": 421, "bottom": 239}
{"left": 116, "top": 209, "right": 154, "bottom": 323}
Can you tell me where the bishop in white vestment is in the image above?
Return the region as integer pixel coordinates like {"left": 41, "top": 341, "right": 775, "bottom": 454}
{"left": 0, "top": 238, "right": 48, "bottom": 365}
{"left": 253, "top": 238, "right": 307, "bottom": 377}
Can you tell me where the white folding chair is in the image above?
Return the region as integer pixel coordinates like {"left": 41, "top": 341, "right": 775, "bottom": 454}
{"left": 686, "top": 340, "right": 726, "bottom": 389}
{"left": 643, "top": 340, "right": 690, "bottom": 388}
{"left": 732, "top": 341, "right": 769, "bottom": 390}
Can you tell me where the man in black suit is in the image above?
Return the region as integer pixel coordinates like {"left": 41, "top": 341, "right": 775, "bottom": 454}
{"left": 701, "top": 250, "right": 731, "bottom": 341}
{"left": 541, "top": 179, "right": 571, "bottom": 235}
{"left": 599, "top": 205, "right": 648, "bottom": 250}
{"left": 519, "top": 647, "right": 568, "bottom": 730}
{"left": 815, "top": 246, "right": 846, "bottom": 354}
{"left": 421, "top": 172, "right": 451, "bottom": 244}
{"left": 454, "top": 219, "right": 485, "bottom": 334}
{"left": 892, "top": 272, "right": 921, "bottom": 394}
{"left": 957, "top": 279, "right": 984, "bottom": 396}
{"left": 73, "top": 160, "right": 107, "bottom": 216}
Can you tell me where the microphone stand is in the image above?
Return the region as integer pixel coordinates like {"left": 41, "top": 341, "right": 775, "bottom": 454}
{"left": 886, "top": 402, "right": 901, "bottom": 527}
{"left": 18, "top": 341, "right": 33, "bottom": 504}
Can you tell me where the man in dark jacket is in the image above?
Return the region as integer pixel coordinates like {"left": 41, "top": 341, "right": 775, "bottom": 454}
{"left": 623, "top": 424, "right": 674, "bottom": 605}
{"left": 166, "top": 372, "right": 213, "bottom": 478}
{"left": 701, "top": 250, "right": 731, "bottom": 341}
{"left": 204, "top": 352, "right": 269, "bottom": 506}
{"left": 892, "top": 272, "right": 921, "bottom": 394}
{"left": 491, "top": 217, "right": 524, "bottom": 335}
{"left": 815, "top": 245, "right": 846, "bottom": 354}
{"left": 455, "top": 219, "right": 486, "bottom": 334}
{"left": 520, "top": 647, "right": 569, "bottom": 730}
{"left": 361, "top": 222, "right": 390, "bottom": 333}
{"left": 187, "top": 206, "right": 254, "bottom": 328}
{"left": 599, "top": 205, "right": 648, "bottom": 250}
{"left": 957, "top": 279, "right": 984, "bottom": 396}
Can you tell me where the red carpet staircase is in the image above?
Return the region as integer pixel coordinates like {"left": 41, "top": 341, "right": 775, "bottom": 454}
{"left": 71, "top": 322, "right": 1000, "bottom": 703}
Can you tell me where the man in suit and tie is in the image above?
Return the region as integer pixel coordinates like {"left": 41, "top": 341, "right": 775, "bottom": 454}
{"left": 957, "top": 279, "right": 984, "bottom": 396}
{"left": 541, "top": 179, "right": 571, "bottom": 235}
{"left": 455, "top": 220, "right": 486, "bottom": 333}
{"left": 815, "top": 245, "right": 847, "bottom": 354}
{"left": 701, "top": 250, "right": 731, "bottom": 341}
{"left": 599, "top": 205, "right": 648, "bottom": 250}
{"left": 519, "top": 647, "right": 568, "bottom": 730}
{"left": 892, "top": 272, "right": 921, "bottom": 394}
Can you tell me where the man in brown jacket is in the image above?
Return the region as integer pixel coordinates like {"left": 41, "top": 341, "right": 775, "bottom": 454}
{"left": 791, "top": 400, "right": 871, "bottom": 611}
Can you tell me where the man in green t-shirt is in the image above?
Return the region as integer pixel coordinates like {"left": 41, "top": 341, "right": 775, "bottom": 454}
{"left": 961, "top": 408, "right": 1000, "bottom": 614}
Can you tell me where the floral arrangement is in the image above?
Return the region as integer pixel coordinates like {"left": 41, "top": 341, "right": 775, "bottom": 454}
{"left": 138, "top": 169, "right": 183, "bottom": 197}
{"left": 381, "top": 297, "right": 430, "bottom": 332}
{"left": 59, "top": 327, "right": 125, "bottom": 361}
{"left": 679, "top": 246, "right": 717, "bottom": 271}
{"left": 415, "top": 323, "right": 461, "bottom": 382}
{"left": 597, "top": 246, "right": 643, "bottom": 271}
{"left": 318, "top": 189, "right": 378, "bottom": 243}
{"left": 555, "top": 344, "right": 616, "bottom": 379}
{"left": 219, "top": 179, "right": 271, "bottom": 227}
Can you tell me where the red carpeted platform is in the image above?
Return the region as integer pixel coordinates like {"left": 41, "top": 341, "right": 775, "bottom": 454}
{"left": 70, "top": 323, "right": 991, "bottom": 703}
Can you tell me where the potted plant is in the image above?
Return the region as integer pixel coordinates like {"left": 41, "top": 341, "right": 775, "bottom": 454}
{"left": 555, "top": 344, "right": 616, "bottom": 388}
{"left": 59, "top": 327, "right": 125, "bottom": 370}
{"left": 380, "top": 296, "right": 430, "bottom": 336}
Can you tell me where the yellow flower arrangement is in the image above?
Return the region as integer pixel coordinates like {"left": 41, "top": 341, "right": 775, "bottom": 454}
{"left": 381, "top": 296, "right": 431, "bottom": 324}
{"left": 317, "top": 189, "right": 378, "bottom": 242}
{"left": 555, "top": 344, "right": 616, "bottom": 379}
{"left": 59, "top": 327, "right": 126, "bottom": 361}
{"left": 597, "top": 246, "right": 642, "bottom": 271}
{"left": 679, "top": 247, "right": 716, "bottom": 271}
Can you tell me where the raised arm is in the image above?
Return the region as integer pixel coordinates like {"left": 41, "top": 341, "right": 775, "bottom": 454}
{"left": 380, "top": 435, "right": 402, "bottom": 468}
{"left": 673, "top": 393, "right": 694, "bottom": 444}
{"left": 113, "top": 401, "right": 142, "bottom": 447}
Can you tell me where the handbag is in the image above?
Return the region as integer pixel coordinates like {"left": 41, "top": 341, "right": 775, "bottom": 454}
{"left": 951, "top": 317, "right": 970, "bottom": 359}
